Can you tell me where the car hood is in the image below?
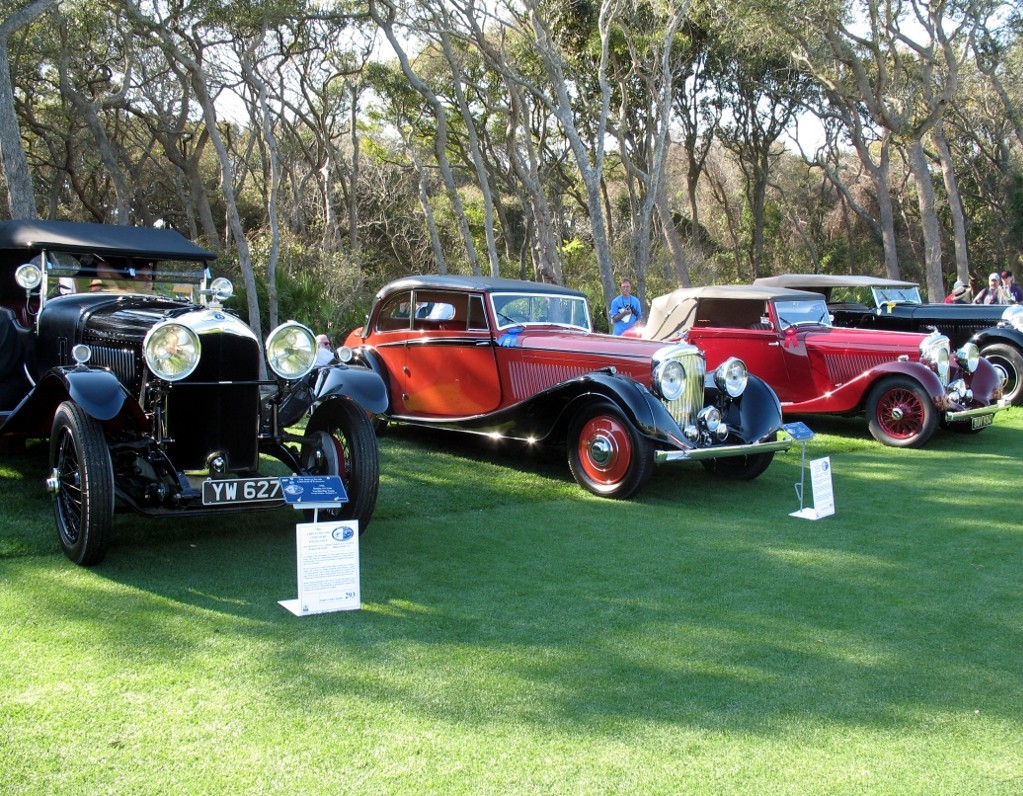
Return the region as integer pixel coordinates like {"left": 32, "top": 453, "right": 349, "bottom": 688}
{"left": 503, "top": 326, "right": 694, "bottom": 360}
{"left": 794, "top": 324, "right": 930, "bottom": 356}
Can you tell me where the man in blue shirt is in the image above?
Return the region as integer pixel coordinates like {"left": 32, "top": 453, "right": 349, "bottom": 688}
{"left": 609, "top": 279, "right": 642, "bottom": 335}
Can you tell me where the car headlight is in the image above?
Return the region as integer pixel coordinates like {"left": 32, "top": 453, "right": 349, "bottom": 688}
{"left": 955, "top": 342, "right": 980, "bottom": 373}
{"left": 714, "top": 357, "right": 748, "bottom": 398}
{"left": 144, "top": 322, "right": 201, "bottom": 381}
{"left": 653, "top": 358, "right": 685, "bottom": 401}
{"left": 1003, "top": 305, "right": 1023, "bottom": 332}
{"left": 266, "top": 321, "right": 317, "bottom": 380}
{"left": 920, "top": 335, "right": 950, "bottom": 380}
{"left": 15, "top": 263, "right": 42, "bottom": 290}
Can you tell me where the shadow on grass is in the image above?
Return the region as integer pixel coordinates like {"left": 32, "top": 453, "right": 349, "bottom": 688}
{"left": 5, "top": 416, "right": 1022, "bottom": 740}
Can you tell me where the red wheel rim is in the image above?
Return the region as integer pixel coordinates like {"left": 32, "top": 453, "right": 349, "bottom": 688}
{"left": 577, "top": 414, "right": 632, "bottom": 485}
{"left": 876, "top": 387, "right": 926, "bottom": 440}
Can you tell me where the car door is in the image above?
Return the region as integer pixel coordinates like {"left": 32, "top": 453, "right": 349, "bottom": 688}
{"left": 401, "top": 290, "right": 502, "bottom": 417}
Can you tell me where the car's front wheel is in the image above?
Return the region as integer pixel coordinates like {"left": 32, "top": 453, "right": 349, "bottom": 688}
{"left": 302, "top": 400, "right": 381, "bottom": 530}
{"left": 980, "top": 343, "right": 1023, "bottom": 406}
{"left": 49, "top": 401, "right": 114, "bottom": 566}
{"left": 866, "top": 376, "right": 938, "bottom": 448}
{"left": 567, "top": 401, "right": 653, "bottom": 499}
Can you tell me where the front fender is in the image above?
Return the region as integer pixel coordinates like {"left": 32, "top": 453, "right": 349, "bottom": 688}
{"left": 785, "top": 360, "right": 943, "bottom": 414}
{"left": 973, "top": 325, "right": 1023, "bottom": 350}
{"left": 709, "top": 373, "right": 784, "bottom": 442}
{"left": 315, "top": 364, "right": 388, "bottom": 414}
{"left": 0, "top": 366, "right": 137, "bottom": 437}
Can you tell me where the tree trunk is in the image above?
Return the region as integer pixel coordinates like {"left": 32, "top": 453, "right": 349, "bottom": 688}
{"left": 906, "top": 137, "right": 944, "bottom": 302}
{"left": 0, "top": 0, "right": 57, "bottom": 219}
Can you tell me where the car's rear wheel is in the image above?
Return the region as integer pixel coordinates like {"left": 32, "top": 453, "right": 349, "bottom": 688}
{"left": 567, "top": 401, "right": 653, "bottom": 499}
{"left": 49, "top": 401, "right": 114, "bottom": 566}
{"left": 701, "top": 435, "right": 776, "bottom": 480}
{"left": 302, "top": 400, "right": 380, "bottom": 530}
{"left": 980, "top": 343, "right": 1023, "bottom": 406}
{"left": 866, "top": 376, "right": 938, "bottom": 448}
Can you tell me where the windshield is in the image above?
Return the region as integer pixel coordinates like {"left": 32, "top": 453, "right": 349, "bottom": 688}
{"left": 42, "top": 252, "right": 205, "bottom": 301}
{"left": 871, "top": 286, "right": 922, "bottom": 305}
{"left": 491, "top": 292, "right": 591, "bottom": 331}
{"left": 775, "top": 298, "right": 832, "bottom": 330}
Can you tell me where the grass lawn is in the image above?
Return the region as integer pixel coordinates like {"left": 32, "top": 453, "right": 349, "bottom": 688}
{"left": 2, "top": 410, "right": 1022, "bottom": 795}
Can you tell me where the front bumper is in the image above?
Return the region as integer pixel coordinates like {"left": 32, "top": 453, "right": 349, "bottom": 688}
{"left": 654, "top": 436, "right": 792, "bottom": 464}
{"left": 943, "top": 397, "right": 1011, "bottom": 424}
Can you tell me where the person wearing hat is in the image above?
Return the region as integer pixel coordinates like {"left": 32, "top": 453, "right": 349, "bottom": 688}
{"left": 973, "top": 272, "right": 1007, "bottom": 304}
{"left": 944, "top": 279, "right": 969, "bottom": 304}
{"left": 1001, "top": 270, "right": 1022, "bottom": 303}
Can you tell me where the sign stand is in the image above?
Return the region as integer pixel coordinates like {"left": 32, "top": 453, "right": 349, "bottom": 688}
{"left": 277, "top": 475, "right": 361, "bottom": 616}
{"left": 782, "top": 422, "right": 835, "bottom": 520}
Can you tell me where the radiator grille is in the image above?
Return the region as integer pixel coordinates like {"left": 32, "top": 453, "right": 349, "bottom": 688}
{"left": 88, "top": 345, "right": 138, "bottom": 388}
{"left": 662, "top": 350, "right": 705, "bottom": 427}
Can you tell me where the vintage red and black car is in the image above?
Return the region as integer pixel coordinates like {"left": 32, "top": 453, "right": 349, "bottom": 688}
{"left": 342, "top": 275, "right": 792, "bottom": 499}
{"left": 630, "top": 284, "right": 1008, "bottom": 448}
{"left": 754, "top": 273, "right": 1023, "bottom": 406}
{"left": 0, "top": 219, "right": 385, "bottom": 566}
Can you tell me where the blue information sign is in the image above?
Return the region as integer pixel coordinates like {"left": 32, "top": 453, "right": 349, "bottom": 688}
{"left": 279, "top": 475, "right": 349, "bottom": 508}
{"left": 782, "top": 421, "right": 815, "bottom": 441}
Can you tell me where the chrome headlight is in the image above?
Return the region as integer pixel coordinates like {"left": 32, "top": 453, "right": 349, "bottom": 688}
{"left": 714, "top": 357, "right": 748, "bottom": 398}
{"left": 653, "top": 358, "right": 685, "bottom": 401}
{"left": 920, "top": 334, "right": 950, "bottom": 380}
{"left": 955, "top": 342, "right": 980, "bottom": 374}
{"left": 266, "top": 321, "right": 317, "bottom": 380}
{"left": 15, "top": 263, "right": 43, "bottom": 290}
{"left": 144, "top": 322, "right": 201, "bottom": 381}
{"left": 1002, "top": 305, "right": 1023, "bottom": 332}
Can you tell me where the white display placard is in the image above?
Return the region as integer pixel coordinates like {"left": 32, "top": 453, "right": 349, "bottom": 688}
{"left": 279, "top": 520, "right": 360, "bottom": 615}
{"left": 790, "top": 456, "right": 835, "bottom": 520}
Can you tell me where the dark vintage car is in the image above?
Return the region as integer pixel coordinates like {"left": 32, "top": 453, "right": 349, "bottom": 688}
{"left": 341, "top": 275, "right": 792, "bottom": 499}
{"left": 629, "top": 285, "right": 1008, "bottom": 448}
{"left": 0, "top": 220, "right": 386, "bottom": 566}
{"left": 754, "top": 274, "right": 1023, "bottom": 405}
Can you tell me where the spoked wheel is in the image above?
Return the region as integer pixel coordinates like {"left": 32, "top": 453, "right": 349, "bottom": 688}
{"left": 301, "top": 400, "right": 380, "bottom": 530}
{"left": 701, "top": 434, "right": 776, "bottom": 480}
{"left": 866, "top": 376, "right": 938, "bottom": 448}
{"left": 981, "top": 343, "right": 1023, "bottom": 406}
{"left": 567, "top": 401, "right": 653, "bottom": 499}
{"left": 49, "top": 401, "right": 114, "bottom": 566}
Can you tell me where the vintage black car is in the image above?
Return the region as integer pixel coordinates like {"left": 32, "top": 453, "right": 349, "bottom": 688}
{"left": 754, "top": 274, "right": 1023, "bottom": 405}
{"left": 0, "top": 220, "right": 386, "bottom": 566}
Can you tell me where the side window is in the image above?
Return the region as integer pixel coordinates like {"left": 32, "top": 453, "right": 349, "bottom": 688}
{"left": 375, "top": 291, "right": 413, "bottom": 333}
{"left": 468, "top": 295, "right": 489, "bottom": 331}
{"left": 412, "top": 291, "right": 467, "bottom": 331}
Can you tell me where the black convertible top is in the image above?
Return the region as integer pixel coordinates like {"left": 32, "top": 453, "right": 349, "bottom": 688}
{"left": 377, "top": 273, "right": 586, "bottom": 299}
{"left": 0, "top": 219, "right": 215, "bottom": 261}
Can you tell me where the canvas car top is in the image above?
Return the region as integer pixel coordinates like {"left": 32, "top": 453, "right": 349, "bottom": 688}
{"left": 0, "top": 219, "right": 215, "bottom": 262}
{"left": 754, "top": 274, "right": 917, "bottom": 290}
{"left": 639, "top": 284, "right": 823, "bottom": 340}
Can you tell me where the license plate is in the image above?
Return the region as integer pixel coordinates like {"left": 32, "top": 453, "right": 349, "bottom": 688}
{"left": 202, "top": 477, "right": 283, "bottom": 506}
{"left": 971, "top": 413, "right": 994, "bottom": 430}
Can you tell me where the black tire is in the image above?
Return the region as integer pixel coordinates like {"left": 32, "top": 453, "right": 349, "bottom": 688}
{"left": 567, "top": 401, "right": 653, "bottom": 499}
{"left": 865, "top": 376, "right": 938, "bottom": 448}
{"left": 980, "top": 343, "right": 1023, "bottom": 406}
{"left": 301, "top": 400, "right": 380, "bottom": 530}
{"left": 700, "top": 435, "right": 776, "bottom": 480}
{"left": 49, "top": 401, "right": 114, "bottom": 566}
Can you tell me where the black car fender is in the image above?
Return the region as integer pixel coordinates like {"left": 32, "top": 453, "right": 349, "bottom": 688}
{"left": 711, "top": 372, "right": 785, "bottom": 442}
{"left": 0, "top": 366, "right": 143, "bottom": 436}
{"left": 972, "top": 325, "right": 1023, "bottom": 354}
{"left": 314, "top": 363, "right": 389, "bottom": 415}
